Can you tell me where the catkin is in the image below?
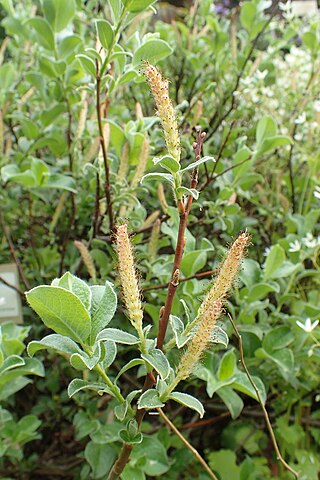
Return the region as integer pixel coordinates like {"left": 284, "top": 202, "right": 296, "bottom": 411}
{"left": 116, "top": 224, "right": 143, "bottom": 331}
{"left": 74, "top": 240, "right": 96, "bottom": 282}
{"left": 145, "top": 63, "right": 181, "bottom": 162}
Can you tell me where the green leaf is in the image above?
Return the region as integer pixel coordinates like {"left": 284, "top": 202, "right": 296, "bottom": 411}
{"left": 256, "top": 116, "right": 277, "bottom": 146}
{"left": 180, "top": 249, "right": 207, "bottom": 276}
{"left": 255, "top": 348, "right": 295, "bottom": 384}
{"left": 169, "top": 315, "right": 191, "bottom": 349}
{"left": 97, "top": 328, "right": 140, "bottom": 345}
{"left": 302, "top": 31, "right": 318, "bottom": 52}
{"left": 67, "top": 379, "right": 115, "bottom": 398}
{"left": 27, "top": 334, "right": 82, "bottom": 357}
{"left": 176, "top": 186, "right": 199, "bottom": 200}
{"left": 141, "top": 172, "right": 175, "bottom": 187}
{"left": 130, "top": 436, "right": 170, "bottom": 476}
{"left": 27, "top": 17, "right": 55, "bottom": 50}
{"left": 0, "top": 355, "right": 25, "bottom": 375}
{"left": 141, "top": 349, "right": 170, "bottom": 380}
{"left": 90, "top": 283, "right": 117, "bottom": 343}
{"left": 263, "top": 244, "right": 285, "bottom": 280}
{"left": 218, "top": 350, "right": 236, "bottom": 381}
{"left": 115, "top": 358, "right": 144, "bottom": 382}
{"left": 208, "top": 449, "right": 240, "bottom": 480}
{"left": 0, "top": 63, "right": 15, "bottom": 91}
{"left": 217, "top": 387, "right": 244, "bottom": 419}
{"left": 137, "top": 389, "right": 164, "bottom": 409}
{"left": 76, "top": 54, "right": 96, "bottom": 77}
{"left": 84, "top": 441, "right": 116, "bottom": 479}
{"left": 262, "top": 326, "right": 294, "bottom": 354}
{"left": 123, "top": 0, "right": 156, "bottom": 13}
{"left": 257, "top": 135, "right": 292, "bottom": 155}
{"left": 169, "top": 392, "right": 204, "bottom": 418}
{"left": 95, "top": 20, "right": 114, "bottom": 50}
{"left": 26, "top": 286, "right": 91, "bottom": 344}
{"left": 31, "top": 158, "right": 49, "bottom": 184}
{"left": 0, "top": 358, "right": 44, "bottom": 387}
{"left": 234, "top": 146, "right": 251, "bottom": 163}
{"left": 247, "top": 282, "right": 279, "bottom": 301}
{"left": 42, "top": 173, "right": 77, "bottom": 192}
{"left": 1, "top": 165, "right": 37, "bottom": 188}
{"left": 212, "top": 326, "right": 229, "bottom": 348}
{"left": 57, "top": 272, "right": 91, "bottom": 311}
{"left": 180, "top": 156, "right": 215, "bottom": 173}
{"left": 43, "top": 0, "right": 76, "bottom": 32}
{"left": 231, "top": 372, "right": 267, "bottom": 404}
{"left": 153, "top": 155, "right": 180, "bottom": 174}
{"left": 240, "top": 2, "right": 257, "bottom": 32}
{"left": 133, "top": 39, "right": 173, "bottom": 67}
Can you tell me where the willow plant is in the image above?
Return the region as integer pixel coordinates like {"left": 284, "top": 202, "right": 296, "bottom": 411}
{"left": 25, "top": 60, "right": 298, "bottom": 480}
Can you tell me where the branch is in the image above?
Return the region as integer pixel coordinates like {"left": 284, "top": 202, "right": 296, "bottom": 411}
{"left": 157, "top": 407, "right": 218, "bottom": 480}
{"left": 96, "top": 60, "right": 114, "bottom": 232}
{"left": 0, "top": 275, "right": 24, "bottom": 296}
{"left": 228, "top": 314, "right": 299, "bottom": 479}
{"left": 0, "top": 208, "right": 30, "bottom": 290}
{"left": 156, "top": 129, "right": 206, "bottom": 350}
{"left": 143, "top": 269, "right": 216, "bottom": 292}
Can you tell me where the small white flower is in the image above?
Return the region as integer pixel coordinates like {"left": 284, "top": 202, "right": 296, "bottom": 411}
{"left": 303, "top": 233, "right": 317, "bottom": 248}
{"left": 296, "top": 317, "right": 319, "bottom": 333}
{"left": 263, "top": 247, "right": 271, "bottom": 257}
{"left": 313, "top": 186, "right": 320, "bottom": 200}
{"left": 288, "top": 240, "right": 301, "bottom": 252}
{"left": 0, "top": 297, "right": 6, "bottom": 306}
{"left": 295, "top": 112, "right": 306, "bottom": 124}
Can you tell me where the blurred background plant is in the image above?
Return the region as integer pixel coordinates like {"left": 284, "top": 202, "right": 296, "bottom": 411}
{"left": 0, "top": 0, "right": 319, "bottom": 478}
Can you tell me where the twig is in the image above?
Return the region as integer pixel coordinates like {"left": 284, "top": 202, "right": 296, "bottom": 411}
{"left": 228, "top": 314, "right": 299, "bottom": 479}
{"left": 199, "top": 121, "right": 236, "bottom": 191}
{"left": 206, "top": 7, "right": 277, "bottom": 141}
{"left": 143, "top": 268, "right": 216, "bottom": 292}
{"left": 156, "top": 407, "right": 218, "bottom": 480}
{"left": 59, "top": 106, "right": 77, "bottom": 275}
{"left": 156, "top": 129, "right": 206, "bottom": 350}
{"left": 96, "top": 59, "right": 114, "bottom": 232}
{"left": 0, "top": 275, "right": 24, "bottom": 296}
{"left": 0, "top": 208, "right": 30, "bottom": 290}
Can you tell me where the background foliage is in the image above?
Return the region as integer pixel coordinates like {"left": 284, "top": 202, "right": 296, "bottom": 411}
{"left": 0, "top": 0, "right": 320, "bottom": 479}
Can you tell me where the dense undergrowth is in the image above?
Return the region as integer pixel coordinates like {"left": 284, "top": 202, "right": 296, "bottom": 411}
{"left": 0, "top": 0, "right": 320, "bottom": 479}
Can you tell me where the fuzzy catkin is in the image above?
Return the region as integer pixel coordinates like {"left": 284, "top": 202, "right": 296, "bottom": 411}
{"left": 74, "top": 240, "right": 96, "bottom": 282}
{"left": 116, "top": 224, "right": 143, "bottom": 331}
{"left": 145, "top": 63, "right": 181, "bottom": 162}
{"left": 131, "top": 136, "right": 150, "bottom": 188}
{"left": 175, "top": 299, "right": 224, "bottom": 383}
{"left": 196, "top": 232, "right": 250, "bottom": 322}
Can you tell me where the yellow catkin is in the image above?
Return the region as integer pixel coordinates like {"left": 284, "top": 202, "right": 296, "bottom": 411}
{"left": 136, "top": 101, "right": 143, "bottom": 119}
{"left": 116, "top": 224, "right": 143, "bottom": 332}
{"left": 148, "top": 218, "right": 161, "bottom": 261}
{"left": 130, "top": 136, "right": 150, "bottom": 188}
{"left": 75, "top": 90, "right": 88, "bottom": 141}
{"left": 83, "top": 136, "right": 100, "bottom": 164}
{"left": 118, "top": 142, "right": 130, "bottom": 182}
{"left": 157, "top": 183, "right": 168, "bottom": 213}
{"left": 196, "top": 232, "right": 250, "bottom": 322}
{"left": 142, "top": 210, "right": 160, "bottom": 229}
{"left": 192, "top": 100, "right": 203, "bottom": 127}
{"left": 49, "top": 192, "right": 69, "bottom": 235}
{"left": 167, "top": 232, "right": 250, "bottom": 392}
{"left": 145, "top": 63, "right": 181, "bottom": 162}
{"left": 74, "top": 240, "right": 96, "bottom": 282}
{"left": 174, "top": 299, "right": 224, "bottom": 384}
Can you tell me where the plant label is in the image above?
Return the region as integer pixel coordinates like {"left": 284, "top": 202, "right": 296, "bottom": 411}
{"left": 0, "top": 264, "right": 23, "bottom": 324}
